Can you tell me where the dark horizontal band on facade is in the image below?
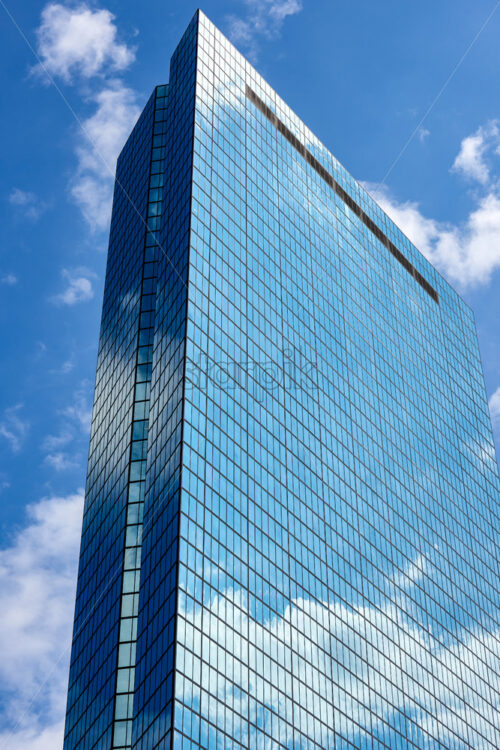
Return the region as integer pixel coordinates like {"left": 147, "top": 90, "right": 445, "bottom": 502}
{"left": 246, "top": 85, "right": 439, "bottom": 305}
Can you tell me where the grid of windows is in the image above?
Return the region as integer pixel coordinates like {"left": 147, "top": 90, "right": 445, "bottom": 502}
{"left": 245, "top": 85, "right": 439, "bottom": 305}
{"left": 112, "top": 84, "right": 169, "bottom": 750}
{"left": 65, "top": 10, "right": 499, "bottom": 750}
{"left": 64, "top": 91, "right": 158, "bottom": 750}
{"left": 172, "top": 11, "right": 499, "bottom": 749}
{"left": 132, "top": 15, "right": 198, "bottom": 750}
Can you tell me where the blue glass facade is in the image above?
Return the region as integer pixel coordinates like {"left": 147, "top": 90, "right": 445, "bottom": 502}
{"left": 64, "top": 84, "right": 169, "bottom": 749}
{"left": 65, "top": 11, "right": 500, "bottom": 750}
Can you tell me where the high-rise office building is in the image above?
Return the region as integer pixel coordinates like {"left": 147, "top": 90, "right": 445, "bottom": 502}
{"left": 64, "top": 10, "right": 500, "bottom": 750}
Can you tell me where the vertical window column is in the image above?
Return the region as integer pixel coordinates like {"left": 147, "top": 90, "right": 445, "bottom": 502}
{"left": 112, "top": 85, "right": 168, "bottom": 750}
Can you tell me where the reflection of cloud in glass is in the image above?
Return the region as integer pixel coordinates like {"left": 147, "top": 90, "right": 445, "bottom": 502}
{"left": 178, "top": 553, "right": 499, "bottom": 748}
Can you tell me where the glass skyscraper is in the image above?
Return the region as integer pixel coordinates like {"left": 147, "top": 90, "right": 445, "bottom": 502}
{"left": 64, "top": 10, "right": 500, "bottom": 750}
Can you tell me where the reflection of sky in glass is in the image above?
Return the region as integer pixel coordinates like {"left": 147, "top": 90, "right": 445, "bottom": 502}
{"left": 171, "top": 11, "right": 500, "bottom": 749}
{"left": 64, "top": 92, "right": 159, "bottom": 749}
{"left": 177, "top": 553, "right": 499, "bottom": 748}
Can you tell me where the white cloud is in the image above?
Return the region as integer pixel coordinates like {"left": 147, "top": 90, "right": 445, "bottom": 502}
{"left": 0, "top": 405, "right": 30, "bottom": 453}
{"left": 391, "top": 552, "right": 426, "bottom": 589}
{"left": 62, "top": 381, "right": 93, "bottom": 434}
{"left": 42, "top": 432, "right": 79, "bottom": 473}
{"left": 51, "top": 268, "right": 95, "bottom": 306}
{"left": 42, "top": 431, "right": 73, "bottom": 452}
{"left": 60, "top": 359, "right": 74, "bottom": 374}
{"left": 9, "top": 188, "right": 35, "bottom": 206}
{"left": 489, "top": 387, "right": 500, "bottom": 428}
{"left": 71, "top": 84, "right": 140, "bottom": 231}
{"left": 266, "top": 0, "right": 302, "bottom": 23}
{"left": 32, "top": 4, "right": 139, "bottom": 231}
{"left": 0, "top": 491, "right": 83, "bottom": 747}
{"left": 49, "top": 357, "right": 75, "bottom": 376}
{"left": 226, "top": 0, "right": 302, "bottom": 61}
{"left": 452, "top": 121, "right": 500, "bottom": 185}
{"left": 34, "top": 342, "right": 47, "bottom": 360}
{"left": 365, "top": 183, "right": 500, "bottom": 288}
{"left": 9, "top": 188, "right": 47, "bottom": 221}
{"left": 0, "top": 723, "right": 67, "bottom": 750}
{"left": 40, "top": 383, "right": 92, "bottom": 471}
{"left": 364, "top": 120, "right": 500, "bottom": 288}
{"left": 1, "top": 274, "right": 18, "bottom": 286}
{"left": 44, "top": 452, "right": 79, "bottom": 472}
{"left": 180, "top": 556, "right": 500, "bottom": 748}
{"left": 34, "top": 3, "right": 135, "bottom": 83}
{"left": 418, "top": 127, "right": 430, "bottom": 143}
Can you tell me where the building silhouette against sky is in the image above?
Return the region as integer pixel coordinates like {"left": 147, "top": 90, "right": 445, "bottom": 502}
{"left": 64, "top": 10, "right": 500, "bottom": 750}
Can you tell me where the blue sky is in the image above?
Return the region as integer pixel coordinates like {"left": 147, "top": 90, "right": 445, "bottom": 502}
{"left": 0, "top": 0, "right": 499, "bottom": 746}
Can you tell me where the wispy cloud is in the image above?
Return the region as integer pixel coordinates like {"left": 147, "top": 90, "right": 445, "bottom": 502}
{"left": 452, "top": 121, "right": 500, "bottom": 185}
{"left": 33, "top": 3, "right": 135, "bottom": 83}
{"left": 1, "top": 273, "right": 18, "bottom": 286}
{"left": 61, "top": 380, "right": 93, "bottom": 434}
{"left": 33, "top": 3, "right": 139, "bottom": 231}
{"left": 42, "top": 430, "right": 79, "bottom": 474}
{"left": 0, "top": 490, "right": 83, "bottom": 748}
{"left": 70, "top": 84, "right": 140, "bottom": 231}
{"left": 51, "top": 268, "right": 95, "bottom": 306}
{"left": 364, "top": 121, "right": 500, "bottom": 288}
{"left": 0, "top": 405, "right": 30, "bottom": 453}
{"left": 366, "top": 120, "right": 500, "bottom": 288}
{"left": 49, "top": 356, "right": 75, "bottom": 376}
{"left": 391, "top": 552, "right": 427, "bottom": 590}
{"left": 42, "top": 431, "right": 73, "bottom": 452}
{"left": 34, "top": 342, "right": 47, "bottom": 361}
{"left": 60, "top": 359, "right": 74, "bottom": 374}
{"left": 226, "top": 0, "right": 303, "bottom": 61}
{"left": 366, "top": 181, "right": 500, "bottom": 288}
{"left": 9, "top": 188, "right": 47, "bottom": 221}
{"left": 489, "top": 387, "right": 500, "bottom": 428}
{"left": 44, "top": 452, "right": 79, "bottom": 472}
{"left": 41, "top": 382, "right": 93, "bottom": 471}
{"left": 179, "top": 553, "right": 500, "bottom": 748}
{"left": 417, "top": 127, "right": 430, "bottom": 143}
